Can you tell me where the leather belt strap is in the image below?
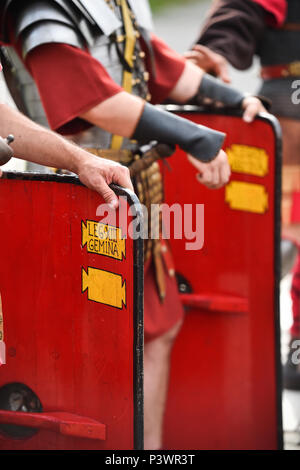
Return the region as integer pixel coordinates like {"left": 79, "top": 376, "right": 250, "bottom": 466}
{"left": 281, "top": 23, "right": 300, "bottom": 32}
{"left": 87, "top": 143, "right": 174, "bottom": 176}
{"left": 86, "top": 147, "right": 134, "bottom": 164}
{"left": 261, "top": 62, "right": 300, "bottom": 80}
{"left": 110, "top": 0, "right": 137, "bottom": 150}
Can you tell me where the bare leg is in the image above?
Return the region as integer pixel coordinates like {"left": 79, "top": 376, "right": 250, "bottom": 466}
{"left": 144, "top": 320, "right": 183, "bottom": 450}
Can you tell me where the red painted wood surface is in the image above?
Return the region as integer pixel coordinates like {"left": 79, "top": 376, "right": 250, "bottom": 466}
{"left": 0, "top": 180, "right": 136, "bottom": 450}
{"left": 163, "top": 111, "right": 281, "bottom": 450}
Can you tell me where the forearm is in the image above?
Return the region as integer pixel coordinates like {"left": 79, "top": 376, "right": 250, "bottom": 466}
{"left": 80, "top": 92, "right": 144, "bottom": 138}
{"left": 0, "top": 103, "right": 86, "bottom": 173}
{"left": 80, "top": 63, "right": 204, "bottom": 131}
{"left": 80, "top": 89, "right": 225, "bottom": 162}
{"left": 167, "top": 60, "right": 204, "bottom": 103}
{"left": 0, "top": 103, "right": 134, "bottom": 204}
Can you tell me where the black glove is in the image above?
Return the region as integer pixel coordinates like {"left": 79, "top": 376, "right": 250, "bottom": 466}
{"left": 195, "top": 73, "right": 246, "bottom": 108}
{"left": 192, "top": 73, "right": 271, "bottom": 111}
{"left": 132, "top": 103, "right": 225, "bottom": 162}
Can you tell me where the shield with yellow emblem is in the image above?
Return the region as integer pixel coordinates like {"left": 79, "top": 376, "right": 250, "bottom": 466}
{"left": 162, "top": 106, "right": 282, "bottom": 450}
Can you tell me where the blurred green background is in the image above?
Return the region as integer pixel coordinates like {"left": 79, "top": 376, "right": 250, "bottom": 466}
{"left": 149, "top": 0, "right": 198, "bottom": 12}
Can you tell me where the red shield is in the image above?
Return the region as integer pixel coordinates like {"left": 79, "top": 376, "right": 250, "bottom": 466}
{"left": 162, "top": 107, "right": 282, "bottom": 450}
{"left": 0, "top": 174, "right": 143, "bottom": 450}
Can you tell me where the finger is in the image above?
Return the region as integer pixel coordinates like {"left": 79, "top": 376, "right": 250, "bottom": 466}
{"left": 220, "top": 161, "right": 231, "bottom": 186}
{"left": 193, "top": 45, "right": 231, "bottom": 83}
{"left": 197, "top": 163, "right": 229, "bottom": 190}
{"left": 184, "top": 51, "right": 201, "bottom": 60}
{"left": 196, "top": 173, "right": 208, "bottom": 186}
{"left": 196, "top": 169, "right": 213, "bottom": 186}
{"left": 112, "top": 167, "right": 134, "bottom": 192}
{"left": 184, "top": 51, "right": 206, "bottom": 68}
{"left": 197, "top": 173, "right": 220, "bottom": 190}
{"left": 211, "top": 165, "right": 220, "bottom": 187}
{"left": 192, "top": 44, "right": 213, "bottom": 57}
{"left": 243, "top": 103, "right": 258, "bottom": 123}
{"left": 208, "top": 169, "right": 225, "bottom": 189}
{"left": 98, "top": 181, "right": 119, "bottom": 209}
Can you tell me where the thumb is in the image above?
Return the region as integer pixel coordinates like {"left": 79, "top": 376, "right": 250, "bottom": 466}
{"left": 243, "top": 103, "right": 257, "bottom": 123}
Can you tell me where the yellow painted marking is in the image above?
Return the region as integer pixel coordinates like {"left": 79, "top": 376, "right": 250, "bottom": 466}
{"left": 82, "top": 220, "right": 126, "bottom": 261}
{"left": 82, "top": 267, "right": 126, "bottom": 309}
{"left": 225, "top": 181, "right": 268, "bottom": 214}
{"left": 226, "top": 144, "right": 269, "bottom": 177}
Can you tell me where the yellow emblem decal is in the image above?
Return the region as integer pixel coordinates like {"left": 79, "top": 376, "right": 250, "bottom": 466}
{"left": 82, "top": 267, "right": 126, "bottom": 309}
{"left": 82, "top": 220, "right": 126, "bottom": 261}
{"left": 225, "top": 181, "right": 268, "bottom": 214}
{"left": 226, "top": 144, "right": 269, "bottom": 177}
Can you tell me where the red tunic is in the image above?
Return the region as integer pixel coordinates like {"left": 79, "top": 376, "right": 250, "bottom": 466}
{"left": 253, "top": 0, "right": 287, "bottom": 26}
{"left": 21, "top": 34, "right": 186, "bottom": 341}
{"left": 24, "top": 34, "right": 185, "bottom": 134}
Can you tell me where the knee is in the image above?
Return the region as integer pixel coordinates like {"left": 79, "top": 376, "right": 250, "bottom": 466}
{"left": 161, "top": 319, "right": 183, "bottom": 346}
{"left": 144, "top": 320, "right": 183, "bottom": 362}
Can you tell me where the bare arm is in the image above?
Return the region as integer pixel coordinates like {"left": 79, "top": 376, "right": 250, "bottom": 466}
{"left": 0, "top": 103, "right": 134, "bottom": 207}
{"left": 79, "top": 58, "right": 265, "bottom": 191}
{"left": 79, "top": 64, "right": 204, "bottom": 133}
{"left": 79, "top": 61, "right": 264, "bottom": 192}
